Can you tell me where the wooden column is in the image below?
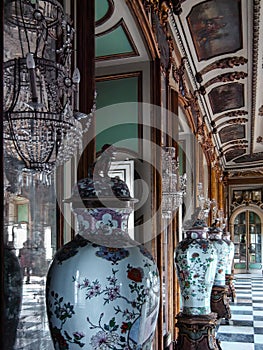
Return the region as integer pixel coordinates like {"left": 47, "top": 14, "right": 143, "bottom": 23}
{"left": 76, "top": 0, "right": 96, "bottom": 180}
{"left": 0, "top": 0, "right": 4, "bottom": 344}
{"left": 152, "top": 58, "right": 163, "bottom": 350}
{"left": 218, "top": 179, "right": 224, "bottom": 212}
{"left": 211, "top": 167, "right": 218, "bottom": 203}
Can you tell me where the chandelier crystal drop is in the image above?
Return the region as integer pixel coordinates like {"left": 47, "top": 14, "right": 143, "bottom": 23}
{"left": 161, "top": 146, "right": 187, "bottom": 218}
{"left": 3, "top": 0, "right": 92, "bottom": 173}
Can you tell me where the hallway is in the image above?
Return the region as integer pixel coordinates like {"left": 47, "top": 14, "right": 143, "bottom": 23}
{"left": 217, "top": 274, "right": 263, "bottom": 350}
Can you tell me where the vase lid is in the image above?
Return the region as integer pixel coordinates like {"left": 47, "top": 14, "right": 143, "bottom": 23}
{"left": 208, "top": 221, "right": 223, "bottom": 238}
{"left": 222, "top": 230, "right": 231, "bottom": 240}
{"left": 65, "top": 145, "right": 138, "bottom": 208}
{"left": 185, "top": 218, "right": 208, "bottom": 231}
{"left": 183, "top": 218, "right": 208, "bottom": 239}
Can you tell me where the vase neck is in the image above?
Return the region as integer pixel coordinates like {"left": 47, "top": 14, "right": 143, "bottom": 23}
{"left": 74, "top": 207, "right": 132, "bottom": 235}
{"left": 209, "top": 232, "right": 222, "bottom": 240}
{"left": 184, "top": 228, "right": 208, "bottom": 239}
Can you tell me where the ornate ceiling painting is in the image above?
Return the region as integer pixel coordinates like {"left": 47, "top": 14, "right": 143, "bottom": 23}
{"left": 170, "top": 0, "right": 263, "bottom": 171}
{"left": 187, "top": 0, "right": 242, "bottom": 61}
{"left": 95, "top": 0, "right": 263, "bottom": 172}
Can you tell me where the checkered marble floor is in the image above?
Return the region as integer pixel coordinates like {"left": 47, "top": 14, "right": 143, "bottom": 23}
{"left": 216, "top": 273, "right": 263, "bottom": 350}
{"left": 14, "top": 276, "right": 53, "bottom": 350}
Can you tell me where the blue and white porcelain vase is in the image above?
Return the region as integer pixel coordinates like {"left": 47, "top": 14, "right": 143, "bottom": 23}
{"left": 46, "top": 163, "right": 160, "bottom": 350}
{"left": 174, "top": 219, "right": 217, "bottom": 315}
{"left": 208, "top": 224, "right": 229, "bottom": 286}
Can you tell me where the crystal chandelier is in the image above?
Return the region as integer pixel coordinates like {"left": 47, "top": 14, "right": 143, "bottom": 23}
{"left": 3, "top": 0, "right": 91, "bottom": 173}
{"left": 161, "top": 147, "right": 187, "bottom": 218}
{"left": 197, "top": 182, "right": 210, "bottom": 218}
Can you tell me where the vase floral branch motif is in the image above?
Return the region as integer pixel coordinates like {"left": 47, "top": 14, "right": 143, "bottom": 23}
{"left": 47, "top": 291, "right": 85, "bottom": 349}
{"left": 177, "top": 251, "right": 215, "bottom": 299}
{"left": 175, "top": 233, "right": 218, "bottom": 315}
{"left": 69, "top": 263, "right": 157, "bottom": 349}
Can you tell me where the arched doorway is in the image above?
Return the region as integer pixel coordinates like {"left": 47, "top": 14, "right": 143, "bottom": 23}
{"left": 230, "top": 205, "right": 263, "bottom": 273}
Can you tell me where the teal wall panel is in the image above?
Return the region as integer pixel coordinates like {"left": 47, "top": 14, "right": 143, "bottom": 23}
{"left": 96, "top": 76, "right": 139, "bottom": 152}
{"left": 95, "top": 0, "right": 109, "bottom": 23}
{"left": 96, "top": 25, "right": 133, "bottom": 57}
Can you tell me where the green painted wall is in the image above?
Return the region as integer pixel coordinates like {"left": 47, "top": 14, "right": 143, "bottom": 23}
{"left": 95, "top": 0, "right": 109, "bottom": 23}
{"left": 18, "top": 203, "right": 28, "bottom": 222}
{"left": 96, "top": 25, "right": 133, "bottom": 57}
{"left": 96, "top": 76, "right": 139, "bottom": 153}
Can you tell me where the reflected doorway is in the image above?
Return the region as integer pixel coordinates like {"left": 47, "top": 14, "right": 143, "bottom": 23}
{"left": 231, "top": 208, "right": 263, "bottom": 273}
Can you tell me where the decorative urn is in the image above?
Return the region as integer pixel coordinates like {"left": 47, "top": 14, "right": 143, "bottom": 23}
{"left": 174, "top": 219, "right": 218, "bottom": 315}
{"left": 46, "top": 150, "right": 160, "bottom": 350}
{"left": 208, "top": 222, "right": 232, "bottom": 320}
{"left": 208, "top": 223, "right": 229, "bottom": 287}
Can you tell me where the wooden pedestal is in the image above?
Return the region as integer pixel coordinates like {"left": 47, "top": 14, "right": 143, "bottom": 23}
{"left": 174, "top": 312, "right": 221, "bottom": 350}
{"left": 211, "top": 285, "right": 231, "bottom": 320}
{"left": 225, "top": 274, "right": 236, "bottom": 302}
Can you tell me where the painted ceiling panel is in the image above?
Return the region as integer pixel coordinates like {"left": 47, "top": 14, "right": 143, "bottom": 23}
{"left": 208, "top": 83, "right": 244, "bottom": 114}
{"left": 95, "top": 0, "right": 111, "bottom": 23}
{"left": 234, "top": 152, "right": 263, "bottom": 163}
{"left": 96, "top": 20, "right": 137, "bottom": 59}
{"left": 219, "top": 124, "right": 245, "bottom": 144}
{"left": 225, "top": 149, "right": 246, "bottom": 162}
{"left": 187, "top": 0, "right": 242, "bottom": 61}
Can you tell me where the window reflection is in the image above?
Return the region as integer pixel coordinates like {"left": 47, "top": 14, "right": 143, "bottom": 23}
{"left": 4, "top": 175, "right": 56, "bottom": 350}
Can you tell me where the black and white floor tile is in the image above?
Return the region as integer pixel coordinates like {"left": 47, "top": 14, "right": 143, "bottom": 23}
{"left": 14, "top": 276, "right": 53, "bottom": 350}
{"left": 217, "top": 273, "right": 263, "bottom": 350}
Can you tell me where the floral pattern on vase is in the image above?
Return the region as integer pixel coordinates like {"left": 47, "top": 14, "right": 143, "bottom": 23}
{"left": 174, "top": 220, "right": 217, "bottom": 315}
{"left": 208, "top": 225, "right": 229, "bottom": 287}
{"left": 46, "top": 235, "right": 160, "bottom": 350}
{"left": 74, "top": 208, "right": 136, "bottom": 248}
{"left": 46, "top": 174, "right": 160, "bottom": 350}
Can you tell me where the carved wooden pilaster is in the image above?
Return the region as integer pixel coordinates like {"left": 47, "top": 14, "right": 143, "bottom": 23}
{"left": 211, "top": 285, "right": 231, "bottom": 320}
{"left": 225, "top": 274, "right": 237, "bottom": 303}
{"left": 76, "top": 0, "right": 95, "bottom": 180}
{"left": 211, "top": 167, "right": 218, "bottom": 204}
{"left": 0, "top": 0, "right": 4, "bottom": 344}
{"left": 218, "top": 179, "right": 224, "bottom": 212}
{"left": 174, "top": 312, "right": 221, "bottom": 350}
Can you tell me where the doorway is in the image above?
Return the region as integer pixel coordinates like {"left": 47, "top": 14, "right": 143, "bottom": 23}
{"left": 231, "top": 208, "right": 263, "bottom": 273}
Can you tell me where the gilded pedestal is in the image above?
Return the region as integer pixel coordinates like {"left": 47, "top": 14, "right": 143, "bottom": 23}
{"left": 174, "top": 312, "right": 221, "bottom": 350}
{"left": 225, "top": 274, "right": 236, "bottom": 302}
{"left": 211, "top": 285, "right": 231, "bottom": 320}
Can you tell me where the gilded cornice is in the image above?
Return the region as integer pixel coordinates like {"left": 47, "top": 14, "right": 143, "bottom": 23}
{"left": 126, "top": 0, "right": 160, "bottom": 60}
{"left": 250, "top": 0, "right": 261, "bottom": 153}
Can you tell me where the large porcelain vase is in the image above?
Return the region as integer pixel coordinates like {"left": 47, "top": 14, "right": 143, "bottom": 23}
{"left": 46, "top": 176, "right": 160, "bottom": 350}
{"left": 208, "top": 226, "right": 229, "bottom": 286}
{"left": 174, "top": 220, "right": 218, "bottom": 315}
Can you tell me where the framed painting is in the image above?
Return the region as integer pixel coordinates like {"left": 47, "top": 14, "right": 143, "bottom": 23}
{"left": 209, "top": 83, "right": 244, "bottom": 114}
{"left": 187, "top": 0, "right": 242, "bottom": 61}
